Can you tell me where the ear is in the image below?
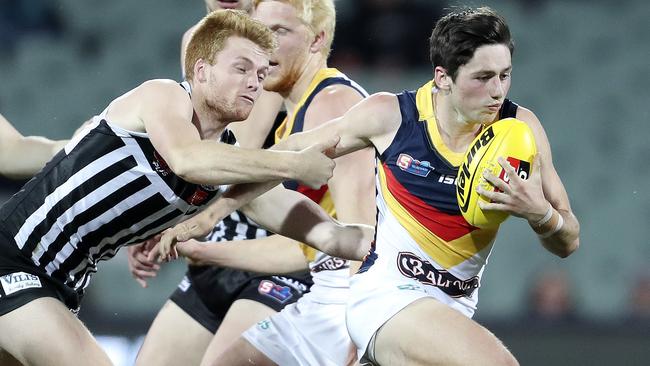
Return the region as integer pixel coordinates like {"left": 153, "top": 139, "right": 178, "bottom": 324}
{"left": 433, "top": 66, "right": 451, "bottom": 91}
{"left": 194, "top": 58, "right": 208, "bottom": 83}
{"left": 309, "top": 30, "right": 326, "bottom": 55}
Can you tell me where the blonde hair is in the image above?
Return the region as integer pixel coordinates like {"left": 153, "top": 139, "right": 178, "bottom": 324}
{"left": 185, "top": 9, "right": 276, "bottom": 80}
{"left": 254, "top": 0, "right": 336, "bottom": 58}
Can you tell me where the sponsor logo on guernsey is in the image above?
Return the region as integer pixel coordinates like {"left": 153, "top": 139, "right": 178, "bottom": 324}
{"left": 396, "top": 153, "right": 434, "bottom": 177}
{"left": 258, "top": 280, "right": 293, "bottom": 303}
{"left": 177, "top": 275, "right": 191, "bottom": 292}
{"left": 311, "top": 257, "right": 348, "bottom": 273}
{"left": 272, "top": 276, "right": 309, "bottom": 293}
{"left": 188, "top": 187, "right": 210, "bottom": 205}
{"left": 456, "top": 127, "right": 495, "bottom": 214}
{"left": 1, "top": 272, "right": 42, "bottom": 296}
{"left": 152, "top": 151, "right": 172, "bottom": 176}
{"left": 396, "top": 252, "right": 479, "bottom": 298}
{"left": 257, "top": 319, "right": 271, "bottom": 330}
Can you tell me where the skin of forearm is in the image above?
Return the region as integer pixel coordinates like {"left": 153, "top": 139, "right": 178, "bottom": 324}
{"left": 306, "top": 222, "right": 374, "bottom": 261}
{"left": 171, "top": 141, "right": 301, "bottom": 186}
{"left": 0, "top": 137, "right": 65, "bottom": 179}
{"left": 191, "top": 237, "right": 308, "bottom": 274}
{"left": 537, "top": 209, "right": 580, "bottom": 258}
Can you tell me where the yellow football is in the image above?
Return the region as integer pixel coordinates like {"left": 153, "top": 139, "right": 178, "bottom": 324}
{"left": 456, "top": 118, "right": 537, "bottom": 228}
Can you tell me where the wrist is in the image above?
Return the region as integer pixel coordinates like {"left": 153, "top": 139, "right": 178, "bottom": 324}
{"left": 538, "top": 213, "right": 564, "bottom": 238}
{"left": 530, "top": 207, "right": 564, "bottom": 239}
{"left": 529, "top": 202, "right": 553, "bottom": 227}
{"left": 281, "top": 151, "right": 303, "bottom": 180}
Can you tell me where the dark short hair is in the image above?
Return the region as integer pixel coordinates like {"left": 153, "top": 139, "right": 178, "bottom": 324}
{"left": 429, "top": 7, "right": 514, "bottom": 80}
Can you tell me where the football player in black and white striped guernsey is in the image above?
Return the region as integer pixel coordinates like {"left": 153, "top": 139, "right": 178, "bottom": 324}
{"left": 132, "top": 3, "right": 313, "bottom": 366}
{"left": 0, "top": 10, "right": 342, "bottom": 366}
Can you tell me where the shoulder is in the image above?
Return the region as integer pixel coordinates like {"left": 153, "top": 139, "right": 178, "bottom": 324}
{"left": 306, "top": 84, "right": 365, "bottom": 120}
{"left": 135, "top": 79, "right": 193, "bottom": 118}
{"left": 137, "top": 79, "right": 190, "bottom": 102}
{"left": 349, "top": 92, "right": 401, "bottom": 137}
{"left": 311, "top": 83, "right": 365, "bottom": 106}
{"left": 515, "top": 105, "right": 547, "bottom": 137}
{"left": 362, "top": 92, "right": 401, "bottom": 117}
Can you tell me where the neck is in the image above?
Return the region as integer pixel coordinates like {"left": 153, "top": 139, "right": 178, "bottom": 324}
{"left": 433, "top": 90, "right": 482, "bottom": 152}
{"left": 283, "top": 55, "right": 327, "bottom": 116}
{"left": 191, "top": 88, "right": 228, "bottom": 140}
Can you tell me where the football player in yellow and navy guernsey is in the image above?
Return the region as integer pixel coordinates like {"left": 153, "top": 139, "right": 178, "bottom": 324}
{"left": 172, "top": 6, "right": 581, "bottom": 366}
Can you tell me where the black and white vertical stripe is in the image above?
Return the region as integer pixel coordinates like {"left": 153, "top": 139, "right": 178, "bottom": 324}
{"left": 0, "top": 118, "right": 232, "bottom": 292}
{"left": 206, "top": 210, "right": 269, "bottom": 243}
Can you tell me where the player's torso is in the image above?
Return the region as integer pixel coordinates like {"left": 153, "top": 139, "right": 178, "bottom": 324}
{"left": 0, "top": 89, "right": 230, "bottom": 291}
{"left": 369, "top": 80, "right": 518, "bottom": 309}
{"left": 276, "top": 68, "right": 368, "bottom": 303}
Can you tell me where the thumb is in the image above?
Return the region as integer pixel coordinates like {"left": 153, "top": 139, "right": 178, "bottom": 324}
{"left": 147, "top": 241, "right": 163, "bottom": 263}
{"left": 312, "top": 135, "right": 340, "bottom": 152}
{"left": 320, "top": 135, "right": 341, "bottom": 159}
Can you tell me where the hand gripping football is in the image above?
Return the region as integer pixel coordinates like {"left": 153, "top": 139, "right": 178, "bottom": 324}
{"left": 456, "top": 118, "right": 537, "bottom": 228}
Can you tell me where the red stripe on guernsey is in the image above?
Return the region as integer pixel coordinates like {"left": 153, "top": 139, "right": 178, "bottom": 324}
{"left": 382, "top": 163, "right": 477, "bottom": 241}
{"left": 297, "top": 184, "right": 328, "bottom": 204}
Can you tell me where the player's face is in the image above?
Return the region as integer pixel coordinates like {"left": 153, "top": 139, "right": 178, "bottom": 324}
{"left": 204, "top": 36, "right": 269, "bottom": 122}
{"left": 205, "top": 0, "right": 252, "bottom": 12}
{"left": 254, "top": 1, "right": 313, "bottom": 95}
{"left": 449, "top": 44, "right": 512, "bottom": 125}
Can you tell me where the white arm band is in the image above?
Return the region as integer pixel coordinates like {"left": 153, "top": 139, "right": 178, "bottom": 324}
{"left": 533, "top": 203, "right": 554, "bottom": 227}
{"left": 539, "top": 212, "right": 564, "bottom": 239}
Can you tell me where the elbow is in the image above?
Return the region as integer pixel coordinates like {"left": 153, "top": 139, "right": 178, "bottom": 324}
{"left": 165, "top": 149, "right": 192, "bottom": 181}
{"left": 556, "top": 238, "right": 579, "bottom": 258}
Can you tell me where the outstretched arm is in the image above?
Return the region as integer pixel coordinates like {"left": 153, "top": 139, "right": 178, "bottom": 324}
{"left": 240, "top": 185, "right": 374, "bottom": 261}
{"left": 273, "top": 92, "right": 402, "bottom": 158}
{"left": 108, "top": 80, "right": 336, "bottom": 189}
{"left": 176, "top": 235, "right": 309, "bottom": 274}
{"left": 0, "top": 113, "right": 68, "bottom": 179}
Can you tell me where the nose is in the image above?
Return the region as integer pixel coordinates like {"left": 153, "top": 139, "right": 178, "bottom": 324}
{"left": 489, "top": 76, "right": 505, "bottom": 99}
{"left": 247, "top": 73, "right": 260, "bottom": 91}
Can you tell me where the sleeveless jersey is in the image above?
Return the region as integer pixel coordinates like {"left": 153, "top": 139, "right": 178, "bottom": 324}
{"left": 372, "top": 80, "right": 518, "bottom": 312}
{"left": 275, "top": 68, "right": 368, "bottom": 302}
{"left": 0, "top": 82, "right": 232, "bottom": 294}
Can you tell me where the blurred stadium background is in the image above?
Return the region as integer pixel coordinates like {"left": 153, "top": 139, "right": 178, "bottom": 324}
{"left": 1, "top": 0, "right": 648, "bottom": 365}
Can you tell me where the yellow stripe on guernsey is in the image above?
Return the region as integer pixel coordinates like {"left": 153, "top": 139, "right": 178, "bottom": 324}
{"left": 274, "top": 68, "right": 346, "bottom": 143}
{"left": 376, "top": 81, "right": 498, "bottom": 269}
{"left": 275, "top": 68, "right": 346, "bottom": 262}
{"left": 416, "top": 80, "right": 466, "bottom": 167}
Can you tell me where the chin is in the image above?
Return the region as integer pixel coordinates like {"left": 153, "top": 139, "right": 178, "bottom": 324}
{"left": 232, "top": 107, "right": 253, "bottom": 122}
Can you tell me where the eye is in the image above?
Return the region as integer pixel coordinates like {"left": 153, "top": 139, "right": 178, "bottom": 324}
{"left": 274, "top": 27, "right": 289, "bottom": 36}
{"left": 500, "top": 73, "right": 511, "bottom": 81}
{"left": 234, "top": 65, "right": 247, "bottom": 73}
